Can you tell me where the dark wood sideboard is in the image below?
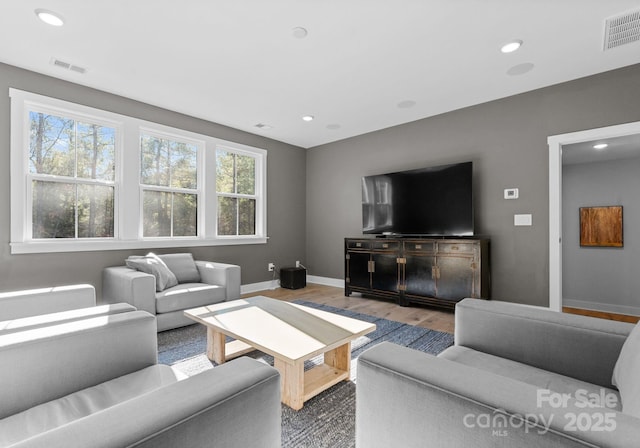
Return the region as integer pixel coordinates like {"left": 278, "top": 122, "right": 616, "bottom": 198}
{"left": 344, "top": 237, "right": 490, "bottom": 310}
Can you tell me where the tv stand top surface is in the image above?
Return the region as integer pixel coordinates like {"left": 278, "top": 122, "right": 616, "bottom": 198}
{"left": 368, "top": 234, "right": 486, "bottom": 240}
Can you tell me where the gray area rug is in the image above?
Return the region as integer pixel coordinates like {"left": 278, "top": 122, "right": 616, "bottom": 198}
{"left": 157, "top": 300, "right": 454, "bottom": 448}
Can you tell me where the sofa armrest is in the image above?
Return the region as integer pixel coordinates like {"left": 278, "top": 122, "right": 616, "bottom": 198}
{"left": 0, "top": 302, "right": 136, "bottom": 335}
{"left": 102, "top": 266, "right": 156, "bottom": 314}
{"left": 0, "top": 310, "right": 157, "bottom": 419}
{"left": 0, "top": 284, "right": 96, "bottom": 320}
{"left": 454, "top": 299, "right": 634, "bottom": 388}
{"left": 196, "top": 261, "right": 241, "bottom": 300}
{"left": 357, "top": 342, "right": 639, "bottom": 448}
{"left": 10, "top": 357, "right": 281, "bottom": 448}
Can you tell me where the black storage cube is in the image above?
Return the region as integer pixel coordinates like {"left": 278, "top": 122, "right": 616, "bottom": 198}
{"left": 280, "top": 267, "right": 306, "bottom": 290}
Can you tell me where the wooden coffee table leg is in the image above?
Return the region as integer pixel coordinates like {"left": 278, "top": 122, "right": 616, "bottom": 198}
{"left": 274, "top": 358, "right": 304, "bottom": 410}
{"left": 324, "top": 342, "right": 351, "bottom": 375}
{"left": 206, "top": 327, "right": 226, "bottom": 364}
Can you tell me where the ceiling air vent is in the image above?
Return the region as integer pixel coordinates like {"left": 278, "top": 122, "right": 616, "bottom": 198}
{"left": 50, "top": 57, "right": 87, "bottom": 74}
{"left": 604, "top": 10, "right": 640, "bottom": 50}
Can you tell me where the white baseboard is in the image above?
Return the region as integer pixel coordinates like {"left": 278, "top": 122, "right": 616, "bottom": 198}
{"left": 241, "top": 280, "right": 279, "bottom": 294}
{"left": 563, "top": 299, "right": 640, "bottom": 317}
{"left": 307, "top": 275, "right": 344, "bottom": 288}
{"left": 241, "top": 276, "right": 344, "bottom": 295}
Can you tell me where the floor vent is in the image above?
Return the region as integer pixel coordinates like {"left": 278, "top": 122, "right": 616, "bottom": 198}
{"left": 604, "top": 10, "right": 640, "bottom": 50}
{"left": 50, "top": 58, "right": 87, "bottom": 74}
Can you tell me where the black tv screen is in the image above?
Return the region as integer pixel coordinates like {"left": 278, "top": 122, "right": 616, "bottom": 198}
{"left": 362, "top": 161, "right": 473, "bottom": 236}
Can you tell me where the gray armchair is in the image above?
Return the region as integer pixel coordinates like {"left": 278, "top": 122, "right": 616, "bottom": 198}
{"left": 103, "top": 253, "right": 241, "bottom": 331}
{"left": 356, "top": 298, "right": 639, "bottom": 447}
{"left": 0, "top": 308, "right": 281, "bottom": 448}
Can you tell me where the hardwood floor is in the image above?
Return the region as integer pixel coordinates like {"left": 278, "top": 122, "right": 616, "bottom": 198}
{"left": 244, "top": 283, "right": 640, "bottom": 334}
{"left": 563, "top": 306, "right": 639, "bottom": 324}
{"left": 243, "top": 283, "right": 455, "bottom": 334}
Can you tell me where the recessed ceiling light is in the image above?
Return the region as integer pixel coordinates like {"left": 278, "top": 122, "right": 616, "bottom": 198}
{"left": 292, "top": 27, "right": 308, "bottom": 39}
{"left": 593, "top": 143, "right": 609, "bottom": 150}
{"left": 302, "top": 115, "right": 314, "bottom": 122}
{"left": 35, "top": 9, "right": 65, "bottom": 27}
{"left": 501, "top": 40, "right": 523, "bottom": 53}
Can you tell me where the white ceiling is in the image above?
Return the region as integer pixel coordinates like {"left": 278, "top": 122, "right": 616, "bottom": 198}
{"left": 563, "top": 133, "right": 640, "bottom": 165}
{"left": 2, "top": 1, "right": 640, "bottom": 149}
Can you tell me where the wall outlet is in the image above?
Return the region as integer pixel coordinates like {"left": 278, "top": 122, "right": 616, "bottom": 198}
{"left": 296, "top": 260, "right": 301, "bottom": 268}
{"left": 268, "top": 262, "right": 275, "bottom": 272}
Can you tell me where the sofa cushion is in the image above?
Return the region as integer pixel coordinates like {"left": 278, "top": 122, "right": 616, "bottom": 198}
{"left": 126, "top": 253, "right": 178, "bottom": 292}
{"left": 155, "top": 283, "right": 226, "bottom": 314}
{"left": 612, "top": 321, "right": 640, "bottom": 417}
{"left": 0, "top": 364, "right": 186, "bottom": 446}
{"left": 158, "top": 253, "right": 201, "bottom": 283}
{"left": 440, "top": 345, "right": 622, "bottom": 411}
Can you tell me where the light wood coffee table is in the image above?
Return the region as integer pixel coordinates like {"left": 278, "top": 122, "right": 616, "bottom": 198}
{"left": 184, "top": 296, "right": 376, "bottom": 410}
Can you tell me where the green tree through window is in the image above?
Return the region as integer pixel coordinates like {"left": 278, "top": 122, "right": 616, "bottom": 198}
{"left": 29, "top": 111, "right": 115, "bottom": 239}
{"left": 216, "top": 149, "right": 256, "bottom": 236}
{"left": 140, "top": 134, "right": 198, "bottom": 237}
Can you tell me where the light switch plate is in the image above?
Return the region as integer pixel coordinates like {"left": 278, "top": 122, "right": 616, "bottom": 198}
{"left": 514, "top": 214, "right": 532, "bottom": 226}
{"left": 504, "top": 188, "right": 519, "bottom": 199}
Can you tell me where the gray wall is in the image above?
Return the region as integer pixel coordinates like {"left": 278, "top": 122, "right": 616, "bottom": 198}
{"left": 306, "top": 64, "right": 640, "bottom": 307}
{"left": 0, "top": 63, "right": 306, "bottom": 297}
{"left": 562, "top": 156, "right": 640, "bottom": 315}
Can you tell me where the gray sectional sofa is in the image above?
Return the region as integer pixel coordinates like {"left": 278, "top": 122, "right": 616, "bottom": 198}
{"left": 357, "top": 298, "right": 639, "bottom": 447}
{"left": 0, "top": 308, "right": 281, "bottom": 448}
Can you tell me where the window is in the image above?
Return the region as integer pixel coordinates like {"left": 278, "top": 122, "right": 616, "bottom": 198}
{"left": 140, "top": 133, "right": 199, "bottom": 237}
{"left": 10, "top": 89, "right": 267, "bottom": 254}
{"left": 216, "top": 148, "right": 257, "bottom": 236}
{"left": 29, "top": 111, "right": 116, "bottom": 239}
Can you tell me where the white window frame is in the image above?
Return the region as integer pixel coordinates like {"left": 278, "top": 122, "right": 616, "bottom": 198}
{"left": 25, "top": 105, "right": 121, "bottom": 241}
{"left": 138, "top": 128, "right": 204, "bottom": 239}
{"left": 10, "top": 88, "right": 268, "bottom": 254}
{"left": 215, "top": 144, "right": 266, "bottom": 239}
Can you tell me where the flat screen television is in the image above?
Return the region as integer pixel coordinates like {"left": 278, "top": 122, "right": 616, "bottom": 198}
{"left": 362, "top": 161, "right": 473, "bottom": 236}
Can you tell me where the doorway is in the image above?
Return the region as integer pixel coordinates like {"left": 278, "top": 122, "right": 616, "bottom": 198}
{"left": 548, "top": 121, "right": 640, "bottom": 312}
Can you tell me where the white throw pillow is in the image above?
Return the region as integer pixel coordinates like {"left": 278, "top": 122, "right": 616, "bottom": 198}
{"left": 158, "top": 253, "right": 201, "bottom": 284}
{"left": 126, "top": 253, "right": 179, "bottom": 292}
{"left": 612, "top": 321, "right": 640, "bottom": 418}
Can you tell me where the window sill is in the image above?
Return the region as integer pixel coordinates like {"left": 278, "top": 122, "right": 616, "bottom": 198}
{"left": 10, "top": 237, "right": 268, "bottom": 254}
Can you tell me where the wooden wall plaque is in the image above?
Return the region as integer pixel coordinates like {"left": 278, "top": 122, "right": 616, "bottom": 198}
{"left": 579, "top": 206, "right": 623, "bottom": 247}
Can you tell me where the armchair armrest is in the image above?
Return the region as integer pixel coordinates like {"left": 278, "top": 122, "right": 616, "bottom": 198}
{"left": 102, "top": 266, "right": 156, "bottom": 314}
{"left": 454, "top": 299, "right": 634, "bottom": 388}
{"left": 0, "top": 302, "right": 136, "bottom": 335}
{"left": 196, "top": 261, "right": 241, "bottom": 301}
{"left": 357, "top": 342, "right": 639, "bottom": 448}
{"left": 0, "top": 284, "right": 96, "bottom": 320}
{"left": 10, "top": 357, "right": 281, "bottom": 448}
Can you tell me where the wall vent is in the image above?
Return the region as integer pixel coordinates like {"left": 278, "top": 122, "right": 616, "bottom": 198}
{"left": 50, "top": 57, "right": 87, "bottom": 74}
{"left": 604, "top": 10, "right": 640, "bottom": 50}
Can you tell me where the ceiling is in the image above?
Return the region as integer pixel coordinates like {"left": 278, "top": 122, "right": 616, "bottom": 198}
{"left": 2, "top": 1, "right": 640, "bottom": 149}
{"left": 563, "top": 134, "right": 640, "bottom": 165}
